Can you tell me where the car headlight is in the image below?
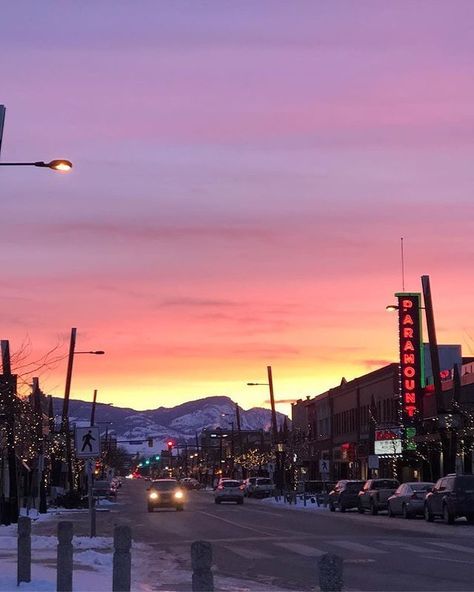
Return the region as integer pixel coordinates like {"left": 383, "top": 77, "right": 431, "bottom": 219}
{"left": 149, "top": 491, "right": 158, "bottom": 500}
{"left": 174, "top": 490, "right": 184, "bottom": 499}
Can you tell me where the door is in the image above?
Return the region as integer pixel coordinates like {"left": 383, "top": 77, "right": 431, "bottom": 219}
{"left": 431, "top": 479, "right": 445, "bottom": 515}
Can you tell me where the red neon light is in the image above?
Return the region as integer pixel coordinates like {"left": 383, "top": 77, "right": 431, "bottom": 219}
{"left": 397, "top": 294, "right": 422, "bottom": 426}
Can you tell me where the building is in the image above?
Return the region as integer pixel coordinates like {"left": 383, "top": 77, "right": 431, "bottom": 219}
{"left": 292, "top": 351, "right": 474, "bottom": 484}
{"left": 292, "top": 364, "right": 399, "bottom": 482}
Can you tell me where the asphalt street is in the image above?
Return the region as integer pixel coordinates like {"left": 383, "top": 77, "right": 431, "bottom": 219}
{"left": 35, "top": 480, "right": 474, "bottom": 591}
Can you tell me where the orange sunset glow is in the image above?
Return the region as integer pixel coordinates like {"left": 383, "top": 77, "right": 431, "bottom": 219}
{"left": 2, "top": 3, "right": 474, "bottom": 416}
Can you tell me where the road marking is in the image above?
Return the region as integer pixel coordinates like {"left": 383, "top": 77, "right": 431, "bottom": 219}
{"left": 197, "top": 511, "right": 275, "bottom": 537}
{"left": 274, "top": 542, "right": 325, "bottom": 557}
{"left": 330, "top": 541, "right": 388, "bottom": 554}
{"left": 223, "top": 546, "right": 273, "bottom": 560}
{"left": 420, "top": 555, "right": 474, "bottom": 565}
{"left": 429, "top": 542, "right": 474, "bottom": 554}
{"left": 377, "top": 540, "right": 441, "bottom": 554}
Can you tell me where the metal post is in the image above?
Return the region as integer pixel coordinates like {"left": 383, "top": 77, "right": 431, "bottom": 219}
{"left": 87, "top": 461, "right": 96, "bottom": 537}
{"left": 191, "top": 541, "right": 214, "bottom": 592}
{"left": 57, "top": 521, "right": 73, "bottom": 592}
{"left": 113, "top": 525, "right": 132, "bottom": 592}
{"left": 319, "top": 553, "right": 343, "bottom": 592}
{"left": 62, "top": 328, "right": 77, "bottom": 493}
{"left": 17, "top": 516, "right": 31, "bottom": 585}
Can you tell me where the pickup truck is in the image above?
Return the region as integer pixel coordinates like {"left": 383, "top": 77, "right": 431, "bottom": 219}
{"left": 358, "top": 479, "right": 399, "bottom": 515}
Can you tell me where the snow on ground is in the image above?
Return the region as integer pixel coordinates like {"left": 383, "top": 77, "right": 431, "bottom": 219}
{"left": 260, "top": 495, "right": 330, "bottom": 511}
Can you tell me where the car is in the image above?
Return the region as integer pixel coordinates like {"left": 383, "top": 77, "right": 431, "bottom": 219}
{"left": 147, "top": 479, "right": 185, "bottom": 512}
{"left": 388, "top": 482, "right": 434, "bottom": 519}
{"left": 215, "top": 479, "right": 244, "bottom": 504}
{"left": 328, "top": 480, "right": 365, "bottom": 512}
{"left": 243, "top": 477, "right": 274, "bottom": 498}
{"left": 424, "top": 474, "right": 474, "bottom": 524}
{"left": 93, "top": 480, "right": 116, "bottom": 501}
{"left": 180, "top": 477, "right": 201, "bottom": 490}
{"left": 358, "top": 478, "right": 399, "bottom": 515}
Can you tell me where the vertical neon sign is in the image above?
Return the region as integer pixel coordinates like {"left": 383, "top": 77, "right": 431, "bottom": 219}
{"left": 396, "top": 293, "right": 424, "bottom": 431}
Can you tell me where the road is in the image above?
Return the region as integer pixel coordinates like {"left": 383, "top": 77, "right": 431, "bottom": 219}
{"left": 36, "top": 480, "right": 474, "bottom": 591}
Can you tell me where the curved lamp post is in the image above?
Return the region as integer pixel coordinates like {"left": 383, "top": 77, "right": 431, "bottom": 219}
{"left": 0, "top": 159, "right": 73, "bottom": 171}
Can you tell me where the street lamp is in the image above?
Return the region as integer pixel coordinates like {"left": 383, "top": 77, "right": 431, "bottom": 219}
{"left": 248, "top": 366, "right": 283, "bottom": 491}
{"left": 0, "top": 159, "right": 73, "bottom": 171}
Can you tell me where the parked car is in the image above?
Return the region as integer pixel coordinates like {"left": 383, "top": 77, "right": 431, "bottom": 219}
{"left": 180, "top": 477, "right": 201, "bottom": 490}
{"left": 93, "top": 480, "right": 117, "bottom": 501}
{"left": 147, "top": 479, "right": 185, "bottom": 512}
{"left": 424, "top": 474, "right": 474, "bottom": 524}
{"left": 243, "top": 477, "right": 274, "bottom": 498}
{"left": 388, "top": 482, "right": 434, "bottom": 518}
{"left": 215, "top": 479, "right": 244, "bottom": 504}
{"left": 358, "top": 478, "right": 399, "bottom": 515}
{"left": 329, "top": 480, "right": 365, "bottom": 512}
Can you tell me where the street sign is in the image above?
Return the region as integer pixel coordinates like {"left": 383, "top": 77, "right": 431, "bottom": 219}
{"left": 319, "top": 459, "right": 330, "bottom": 474}
{"left": 75, "top": 426, "right": 101, "bottom": 458}
{"left": 368, "top": 454, "right": 379, "bottom": 469}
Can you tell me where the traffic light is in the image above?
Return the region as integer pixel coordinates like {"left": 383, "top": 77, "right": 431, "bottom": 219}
{"left": 148, "top": 437, "right": 153, "bottom": 447}
{"left": 155, "top": 455, "right": 160, "bottom": 461}
{"left": 167, "top": 440, "right": 173, "bottom": 453}
{"left": 145, "top": 459, "right": 150, "bottom": 465}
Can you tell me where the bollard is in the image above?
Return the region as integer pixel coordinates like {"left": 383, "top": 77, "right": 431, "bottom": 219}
{"left": 318, "top": 553, "right": 343, "bottom": 592}
{"left": 191, "top": 540, "right": 214, "bottom": 592}
{"left": 17, "top": 516, "right": 31, "bottom": 585}
{"left": 57, "top": 521, "right": 73, "bottom": 592}
{"left": 113, "top": 526, "right": 132, "bottom": 592}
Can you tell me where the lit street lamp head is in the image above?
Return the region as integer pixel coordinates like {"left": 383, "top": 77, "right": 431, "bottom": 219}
{"left": 47, "top": 159, "right": 73, "bottom": 171}
{"left": 385, "top": 305, "right": 399, "bottom": 312}
{"left": 36, "top": 159, "right": 73, "bottom": 171}
{"left": 0, "top": 159, "right": 73, "bottom": 171}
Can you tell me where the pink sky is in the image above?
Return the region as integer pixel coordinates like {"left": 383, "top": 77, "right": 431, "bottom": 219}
{"left": 1, "top": 2, "right": 474, "bottom": 414}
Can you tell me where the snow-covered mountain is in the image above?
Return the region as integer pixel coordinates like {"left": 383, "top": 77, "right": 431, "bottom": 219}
{"left": 53, "top": 395, "right": 289, "bottom": 456}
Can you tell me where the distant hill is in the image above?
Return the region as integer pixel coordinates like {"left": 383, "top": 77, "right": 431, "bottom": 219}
{"left": 52, "top": 395, "right": 289, "bottom": 456}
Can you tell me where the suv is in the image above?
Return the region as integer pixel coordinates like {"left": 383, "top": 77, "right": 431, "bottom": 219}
{"left": 329, "top": 480, "right": 365, "bottom": 512}
{"left": 243, "top": 477, "right": 274, "bottom": 498}
{"left": 358, "top": 479, "right": 399, "bottom": 515}
{"left": 147, "top": 479, "right": 185, "bottom": 512}
{"left": 215, "top": 479, "right": 244, "bottom": 504}
{"left": 424, "top": 474, "right": 474, "bottom": 524}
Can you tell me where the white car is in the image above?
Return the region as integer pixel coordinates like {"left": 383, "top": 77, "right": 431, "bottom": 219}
{"left": 215, "top": 479, "right": 244, "bottom": 504}
{"left": 243, "top": 477, "right": 274, "bottom": 498}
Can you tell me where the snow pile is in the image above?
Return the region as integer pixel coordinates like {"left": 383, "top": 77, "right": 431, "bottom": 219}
{"left": 260, "top": 495, "right": 330, "bottom": 511}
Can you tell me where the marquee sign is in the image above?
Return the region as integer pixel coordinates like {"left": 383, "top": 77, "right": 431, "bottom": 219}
{"left": 396, "top": 293, "right": 424, "bottom": 429}
{"left": 374, "top": 429, "right": 402, "bottom": 457}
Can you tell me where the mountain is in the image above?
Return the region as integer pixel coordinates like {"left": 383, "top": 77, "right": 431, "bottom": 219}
{"left": 52, "top": 395, "right": 289, "bottom": 456}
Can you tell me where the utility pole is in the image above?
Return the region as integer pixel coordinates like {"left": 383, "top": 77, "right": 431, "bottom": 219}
{"left": 1, "top": 340, "right": 19, "bottom": 524}
{"left": 32, "top": 378, "right": 47, "bottom": 513}
{"left": 235, "top": 403, "right": 243, "bottom": 455}
{"left": 90, "top": 389, "right": 97, "bottom": 426}
{"left": 61, "top": 328, "right": 77, "bottom": 493}
{"left": 267, "top": 366, "right": 278, "bottom": 444}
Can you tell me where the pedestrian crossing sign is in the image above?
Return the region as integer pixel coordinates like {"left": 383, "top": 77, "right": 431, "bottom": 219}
{"left": 75, "top": 426, "right": 101, "bottom": 458}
